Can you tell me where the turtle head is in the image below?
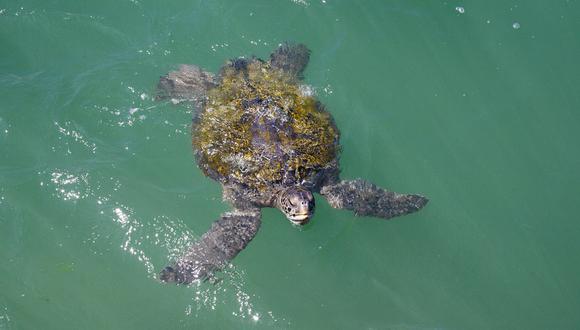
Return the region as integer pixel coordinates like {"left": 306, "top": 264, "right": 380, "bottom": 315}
{"left": 277, "top": 187, "right": 315, "bottom": 226}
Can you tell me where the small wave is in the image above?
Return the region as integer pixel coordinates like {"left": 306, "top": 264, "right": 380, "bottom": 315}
{"left": 43, "top": 169, "right": 282, "bottom": 324}
{"left": 53, "top": 121, "right": 97, "bottom": 155}
{"left": 0, "top": 305, "right": 11, "bottom": 329}
{"left": 43, "top": 169, "right": 91, "bottom": 201}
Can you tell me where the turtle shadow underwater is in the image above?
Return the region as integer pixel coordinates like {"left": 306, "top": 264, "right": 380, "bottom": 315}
{"left": 155, "top": 43, "right": 428, "bottom": 284}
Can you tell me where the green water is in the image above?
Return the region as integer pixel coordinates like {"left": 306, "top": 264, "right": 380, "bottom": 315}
{"left": 1, "top": 0, "right": 580, "bottom": 329}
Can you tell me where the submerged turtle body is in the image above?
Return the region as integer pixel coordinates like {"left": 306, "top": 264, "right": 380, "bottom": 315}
{"left": 193, "top": 59, "right": 339, "bottom": 190}
{"left": 156, "top": 43, "right": 429, "bottom": 284}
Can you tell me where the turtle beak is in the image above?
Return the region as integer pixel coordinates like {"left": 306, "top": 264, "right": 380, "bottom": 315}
{"left": 288, "top": 212, "right": 312, "bottom": 225}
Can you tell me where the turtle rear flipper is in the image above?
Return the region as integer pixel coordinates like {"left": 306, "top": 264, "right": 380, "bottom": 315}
{"left": 269, "top": 43, "right": 311, "bottom": 78}
{"left": 160, "top": 209, "right": 261, "bottom": 284}
{"left": 156, "top": 64, "right": 216, "bottom": 106}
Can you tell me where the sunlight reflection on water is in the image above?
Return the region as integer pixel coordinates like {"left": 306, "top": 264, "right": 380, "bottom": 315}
{"left": 0, "top": 309, "right": 10, "bottom": 328}
{"left": 42, "top": 164, "right": 283, "bottom": 325}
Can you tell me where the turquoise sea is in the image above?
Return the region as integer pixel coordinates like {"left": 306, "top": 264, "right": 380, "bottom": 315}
{"left": 1, "top": 1, "right": 580, "bottom": 329}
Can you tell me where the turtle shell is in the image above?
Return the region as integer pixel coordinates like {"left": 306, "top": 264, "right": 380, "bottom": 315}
{"left": 192, "top": 59, "right": 340, "bottom": 190}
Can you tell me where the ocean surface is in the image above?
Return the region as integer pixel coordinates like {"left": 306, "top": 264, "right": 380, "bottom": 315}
{"left": 1, "top": 1, "right": 579, "bottom": 329}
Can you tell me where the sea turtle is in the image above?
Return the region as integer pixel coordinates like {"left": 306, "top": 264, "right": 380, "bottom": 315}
{"left": 156, "top": 43, "right": 428, "bottom": 284}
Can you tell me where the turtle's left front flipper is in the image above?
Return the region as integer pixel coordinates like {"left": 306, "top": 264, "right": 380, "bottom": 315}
{"left": 320, "top": 179, "right": 428, "bottom": 220}
{"left": 159, "top": 209, "right": 261, "bottom": 284}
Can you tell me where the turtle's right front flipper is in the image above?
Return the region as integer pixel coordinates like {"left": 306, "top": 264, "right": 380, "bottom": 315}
{"left": 159, "top": 209, "right": 261, "bottom": 284}
{"left": 156, "top": 64, "right": 217, "bottom": 106}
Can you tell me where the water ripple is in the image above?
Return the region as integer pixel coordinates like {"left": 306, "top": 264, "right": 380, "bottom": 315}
{"left": 41, "top": 167, "right": 282, "bottom": 325}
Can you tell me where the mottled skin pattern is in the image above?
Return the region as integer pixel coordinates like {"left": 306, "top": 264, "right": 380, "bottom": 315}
{"left": 156, "top": 43, "right": 428, "bottom": 284}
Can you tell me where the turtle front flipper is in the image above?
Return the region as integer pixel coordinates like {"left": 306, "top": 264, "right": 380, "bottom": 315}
{"left": 159, "top": 209, "right": 261, "bottom": 284}
{"left": 320, "top": 179, "right": 428, "bottom": 220}
{"left": 156, "top": 64, "right": 217, "bottom": 106}
{"left": 269, "top": 43, "right": 311, "bottom": 78}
